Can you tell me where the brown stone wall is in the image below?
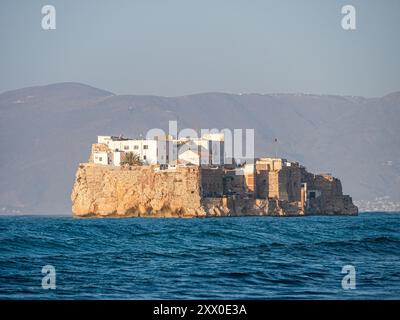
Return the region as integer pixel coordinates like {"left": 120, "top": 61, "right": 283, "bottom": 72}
{"left": 200, "top": 167, "right": 224, "bottom": 197}
{"left": 268, "top": 171, "right": 281, "bottom": 199}
{"left": 71, "top": 163, "right": 309, "bottom": 217}
{"left": 71, "top": 158, "right": 357, "bottom": 217}
{"left": 255, "top": 159, "right": 302, "bottom": 201}
{"left": 255, "top": 169, "right": 268, "bottom": 199}
{"left": 223, "top": 169, "right": 245, "bottom": 195}
{"left": 244, "top": 174, "right": 255, "bottom": 193}
{"left": 279, "top": 166, "right": 302, "bottom": 202}
{"left": 302, "top": 172, "right": 358, "bottom": 215}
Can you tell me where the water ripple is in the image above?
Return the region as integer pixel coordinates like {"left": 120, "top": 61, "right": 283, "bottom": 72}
{"left": 0, "top": 213, "right": 399, "bottom": 299}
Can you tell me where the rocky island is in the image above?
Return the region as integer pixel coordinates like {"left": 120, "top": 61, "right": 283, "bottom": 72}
{"left": 71, "top": 134, "right": 358, "bottom": 217}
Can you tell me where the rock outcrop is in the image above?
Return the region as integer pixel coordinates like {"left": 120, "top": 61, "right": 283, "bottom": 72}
{"left": 71, "top": 164, "right": 205, "bottom": 217}
{"left": 71, "top": 163, "right": 358, "bottom": 217}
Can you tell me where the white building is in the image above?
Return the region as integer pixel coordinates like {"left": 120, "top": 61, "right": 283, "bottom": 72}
{"left": 97, "top": 136, "right": 162, "bottom": 165}
{"left": 178, "top": 146, "right": 210, "bottom": 166}
{"left": 93, "top": 151, "right": 111, "bottom": 165}
{"left": 111, "top": 151, "right": 124, "bottom": 166}
{"left": 176, "top": 133, "right": 225, "bottom": 166}
{"left": 95, "top": 132, "right": 225, "bottom": 166}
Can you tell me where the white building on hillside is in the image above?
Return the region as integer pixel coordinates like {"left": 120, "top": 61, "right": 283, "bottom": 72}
{"left": 178, "top": 145, "right": 210, "bottom": 166}
{"left": 95, "top": 132, "right": 225, "bottom": 166}
{"left": 97, "top": 136, "right": 173, "bottom": 165}
{"left": 93, "top": 151, "right": 111, "bottom": 165}
{"left": 93, "top": 150, "right": 124, "bottom": 166}
{"left": 176, "top": 133, "right": 225, "bottom": 166}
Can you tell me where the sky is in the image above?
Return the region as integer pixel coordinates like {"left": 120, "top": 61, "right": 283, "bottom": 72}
{"left": 0, "top": 0, "right": 399, "bottom": 97}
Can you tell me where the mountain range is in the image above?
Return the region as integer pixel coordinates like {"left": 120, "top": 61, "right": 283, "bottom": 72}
{"left": 0, "top": 82, "right": 399, "bottom": 213}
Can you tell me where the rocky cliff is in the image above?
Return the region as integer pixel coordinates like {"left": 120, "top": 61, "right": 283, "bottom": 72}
{"left": 72, "top": 164, "right": 204, "bottom": 217}
{"left": 71, "top": 163, "right": 357, "bottom": 217}
{"left": 71, "top": 164, "right": 265, "bottom": 217}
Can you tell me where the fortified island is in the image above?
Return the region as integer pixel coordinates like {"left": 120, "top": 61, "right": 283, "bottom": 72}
{"left": 71, "top": 134, "right": 358, "bottom": 217}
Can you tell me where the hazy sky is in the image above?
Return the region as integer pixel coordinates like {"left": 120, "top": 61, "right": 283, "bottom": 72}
{"left": 0, "top": 0, "right": 399, "bottom": 97}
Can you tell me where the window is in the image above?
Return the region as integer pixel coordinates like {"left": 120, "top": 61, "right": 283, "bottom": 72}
{"left": 143, "top": 145, "right": 148, "bottom": 149}
{"left": 143, "top": 155, "right": 147, "bottom": 160}
{"left": 99, "top": 157, "right": 102, "bottom": 161}
{"left": 124, "top": 145, "right": 129, "bottom": 150}
{"left": 134, "top": 145, "right": 139, "bottom": 150}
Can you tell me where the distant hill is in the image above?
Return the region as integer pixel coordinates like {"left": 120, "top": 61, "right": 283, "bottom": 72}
{"left": 0, "top": 82, "right": 399, "bottom": 213}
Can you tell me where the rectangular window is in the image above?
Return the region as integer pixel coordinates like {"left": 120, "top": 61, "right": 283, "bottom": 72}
{"left": 124, "top": 145, "right": 129, "bottom": 150}
{"left": 143, "top": 145, "right": 148, "bottom": 149}
{"left": 99, "top": 157, "right": 102, "bottom": 161}
{"left": 143, "top": 155, "right": 147, "bottom": 160}
{"left": 134, "top": 145, "right": 139, "bottom": 150}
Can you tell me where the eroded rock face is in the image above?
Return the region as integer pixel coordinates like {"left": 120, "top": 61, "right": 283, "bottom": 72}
{"left": 71, "top": 164, "right": 206, "bottom": 217}
{"left": 71, "top": 164, "right": 287, "bottom": 217}
{"left": 71, "top": 163, "right": 358, "bottom": 217}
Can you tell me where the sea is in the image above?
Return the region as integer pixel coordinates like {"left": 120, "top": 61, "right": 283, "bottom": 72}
{"left": 0, "top": 212, "right": 399, "bottom": 299}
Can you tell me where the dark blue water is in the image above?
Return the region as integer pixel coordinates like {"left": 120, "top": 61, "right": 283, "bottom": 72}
{"left": 0, "top": 213, "right": 399, "bottom": 299}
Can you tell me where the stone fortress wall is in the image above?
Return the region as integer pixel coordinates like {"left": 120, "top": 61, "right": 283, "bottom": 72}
{"left": 71, "top": 143, "right": 358, "bottom": 217}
